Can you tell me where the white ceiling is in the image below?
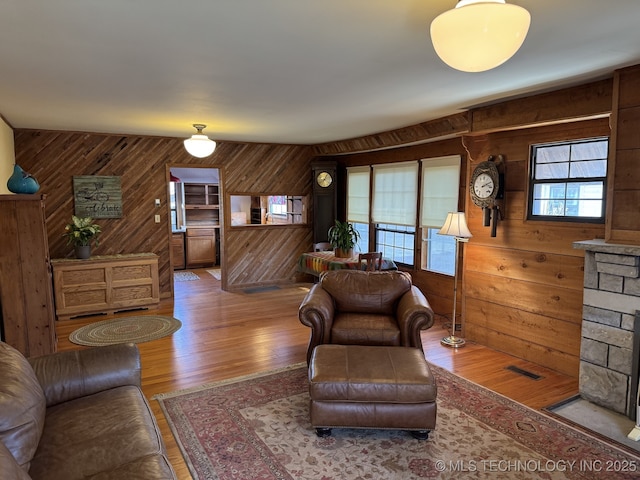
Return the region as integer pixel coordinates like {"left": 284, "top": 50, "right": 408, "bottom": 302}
{"left": 1, "top": 1, "right": 640, "bottom": 145}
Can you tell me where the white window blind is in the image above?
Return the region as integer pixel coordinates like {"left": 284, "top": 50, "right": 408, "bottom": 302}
{"left": 347, "top": 166, "right": 370, "bottom": 223}
{"left": 372, "top": 162, "right": 418, "bottom": 226}
{"left": 420, "top": 156, "right": 461, "bottom": 228}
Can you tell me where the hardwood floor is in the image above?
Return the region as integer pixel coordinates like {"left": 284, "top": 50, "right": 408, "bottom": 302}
{"left": 54, "top": 268, "right": 578, "bottom": 480}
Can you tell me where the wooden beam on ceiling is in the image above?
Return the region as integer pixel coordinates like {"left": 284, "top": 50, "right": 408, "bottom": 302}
{"left": 312, "top": 112, "right": 470, "bottom": 156}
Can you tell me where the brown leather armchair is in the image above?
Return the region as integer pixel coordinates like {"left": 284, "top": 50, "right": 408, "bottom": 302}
{"left": 298, "top": 270, "right": 434, "bottom": 363}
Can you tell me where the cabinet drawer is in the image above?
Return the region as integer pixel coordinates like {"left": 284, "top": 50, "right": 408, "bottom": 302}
{"left": 112, "top": 264, "right": 153, "bottom": 281}
{"left": 172, "top": 233, "right": 185, "bottom": 269}
{"left": 60, "top": 267, "right": 106, "bottom": 285}
{"left": 186, "top": 228, "right": 215, "bottom": 237}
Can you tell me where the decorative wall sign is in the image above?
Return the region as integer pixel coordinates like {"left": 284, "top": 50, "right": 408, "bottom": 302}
{"left": 73, "top": 176, "right": 122, "bottom": 218}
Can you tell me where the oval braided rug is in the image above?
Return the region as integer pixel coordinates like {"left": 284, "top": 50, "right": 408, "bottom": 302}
{"left": 69, "top": 315, "right": 182, "bottom": 346}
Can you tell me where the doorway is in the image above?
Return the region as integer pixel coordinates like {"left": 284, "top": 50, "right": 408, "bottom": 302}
{"left": 168, "top": 166, "right": 222, "bottom": 280}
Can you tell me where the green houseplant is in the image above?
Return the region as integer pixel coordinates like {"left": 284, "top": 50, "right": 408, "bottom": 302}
{"left": 64, "top": 215, "right": 102, "bottom": 259}
{"left": 328, "top": 220, "right": 360, "bottom": 258}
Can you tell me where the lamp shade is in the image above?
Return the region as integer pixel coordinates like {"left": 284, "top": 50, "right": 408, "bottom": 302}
{"left": 184, "top": 124, "right": 216, "bottom": 158}
{"left": 438, "top": 212, "right": 473, "bottom": 238}
{"left": 430, "top": 0, "right": 530, "bottom": 73}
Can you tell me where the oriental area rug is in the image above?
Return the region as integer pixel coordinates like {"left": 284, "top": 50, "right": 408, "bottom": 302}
{"left": 155, "top": 364, "right": 640, "bottom": 480}
{"left": 69, "top": 315, "right": 182, "bottom": 346}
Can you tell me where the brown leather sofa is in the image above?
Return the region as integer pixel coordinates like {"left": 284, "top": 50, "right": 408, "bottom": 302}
{"left": 0, "top": 341, "right": 176, "bottom": 480}
{"left": 298, "top": 270, "right": 435, "bottom": 363}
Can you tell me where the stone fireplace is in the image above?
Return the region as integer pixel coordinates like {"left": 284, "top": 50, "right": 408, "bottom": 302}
{"left": 574, "top": 240, "right": 640, "bottom": 420}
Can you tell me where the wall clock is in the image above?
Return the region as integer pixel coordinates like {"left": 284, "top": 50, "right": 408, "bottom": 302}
{"left": 470, "top": 155, "right": 504, "bottom": 237}
{"left": 316, "top": 171, "right": 333, "bottom": 188}
{"left": 470, "top": 159, "right": 500, "bottom": 209}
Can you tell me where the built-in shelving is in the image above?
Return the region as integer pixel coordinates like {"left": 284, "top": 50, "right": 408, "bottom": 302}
{"left": 184, "top": 183, "right": 220, "bottom": 226}
{"left": 286, "top": 195, "right": 305, "bottom": 224}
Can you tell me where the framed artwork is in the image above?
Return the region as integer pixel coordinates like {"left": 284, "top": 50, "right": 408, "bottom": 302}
{"left": 73, "top": 176, "right": 123, "bottom": 218}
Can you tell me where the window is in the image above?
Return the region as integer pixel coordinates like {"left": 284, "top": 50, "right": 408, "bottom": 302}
{"left": 229, "top": 195, "right": 308, "bottom": 225}
{"left": 347, "top": 167, "right": 371, "bottom": 252}
{"left": 375, "top": 223, "right": 415, "bottom": 265}
{"left": 169, "top": 181, "right": 185, "bottom": 230}
{"left": 352, "top": 222, "right": 369, "bottom": 252}
{"left": 346, "top": 157, "right": 460, "bottom": 271}
{"left": 423, "top": 228, "right": 456, "bottom": 275}
{"left": 529, "top": 138, "right": 608, "bottom": 222}
{"left": 420, "top": 156, "right": 461, "bottom": 275}
{"left": 372, "top": 162, "right": 418, "bottom": 226}
{"left": 268, "top": 195, "right": 287, "bottom": 216}
{"left": 372, "top": 162, "right": 418, "bottom": 266}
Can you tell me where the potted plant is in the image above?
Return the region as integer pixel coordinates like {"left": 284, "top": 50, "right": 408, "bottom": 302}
{"left": 328, "top": 220, "right": 360, "bottom": 258}
{"left": 64, "top": 215, "right": 102, "bottom": 259}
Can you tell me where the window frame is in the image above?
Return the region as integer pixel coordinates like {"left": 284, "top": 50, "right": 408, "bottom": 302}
{"left": 371, "top": 161, "right": 419, "bottom": 268}
{"left": 528, "top": 137, "right": 608, "bottom": 224}
{"left": 375, "top": 222, "right": 416, "bottom": 268}
{"left": 419, "top": 155, "right": 461, "bottom": 276}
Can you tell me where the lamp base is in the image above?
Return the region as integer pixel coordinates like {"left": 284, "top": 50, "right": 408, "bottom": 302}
{"left": 441, "top": 335, "right": 466, "bottom": 348}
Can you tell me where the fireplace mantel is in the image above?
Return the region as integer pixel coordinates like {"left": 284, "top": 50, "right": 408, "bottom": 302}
{"left": 574, "top": 239, "right": 640, "bottom": 257}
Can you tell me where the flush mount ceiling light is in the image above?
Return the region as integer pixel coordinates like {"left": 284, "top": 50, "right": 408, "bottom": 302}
{"left": 430, "top": 0, "right": 531, "bottom": 73}
{"left": 184, "top": 124, "right": 216, "bottom": 158}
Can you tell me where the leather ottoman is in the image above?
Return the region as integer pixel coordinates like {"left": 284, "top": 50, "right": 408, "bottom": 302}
{"left": 308, "top": 344, "right": 437, "bottom": 439}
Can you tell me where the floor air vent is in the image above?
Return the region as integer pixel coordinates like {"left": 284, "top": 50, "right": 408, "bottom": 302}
{"left": 506, "top": 365, "right": 542, "bottom": 380}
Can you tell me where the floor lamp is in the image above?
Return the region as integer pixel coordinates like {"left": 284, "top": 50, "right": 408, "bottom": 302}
{"left": 438, "top": 212, "right": 472, "bottom": 348}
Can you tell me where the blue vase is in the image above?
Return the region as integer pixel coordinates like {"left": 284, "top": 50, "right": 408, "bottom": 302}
{"left": 7, "top": 164, "right": 40, "bottom": 194}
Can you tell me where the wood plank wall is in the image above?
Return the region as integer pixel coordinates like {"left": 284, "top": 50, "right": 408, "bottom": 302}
{"left": 221, "top": 143, "right": 313, "bottom": 289}
{"left": 606, "top": 65, "right": 640, "bottom": 245}
{"left": 313, "top": 113, "right": 470, "bottom": 156}
{"left": 13, "top": 131, "right": 314, "bottom": 296}
{"left": 462, "top": 119, "right": 609, "bottom": 377}
{"left": 317, "top": 79, "right": 617, "bottom": 378}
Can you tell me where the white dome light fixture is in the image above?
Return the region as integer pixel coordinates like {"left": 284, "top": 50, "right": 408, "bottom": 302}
{"left": 184, "top": 124, "right": 216, "bottom": 158}
{"left": 430, "top": 0, "right": 531, "bottom": 73}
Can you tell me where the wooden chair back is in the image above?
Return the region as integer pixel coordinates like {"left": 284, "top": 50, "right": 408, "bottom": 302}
{"left": 313, "top": 242, "right": 332, "bottom": 252}
{"left": 359, "top": 252, "right": 382, "bottom": 271}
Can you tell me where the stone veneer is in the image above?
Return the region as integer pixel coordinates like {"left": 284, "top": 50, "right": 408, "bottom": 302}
{"left": 574, "top": 240, "right": 640, "bottom": 419}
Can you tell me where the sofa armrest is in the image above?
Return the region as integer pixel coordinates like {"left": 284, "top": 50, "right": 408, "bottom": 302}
{"left": 396, "top": 286, "right": 435, "bottom": 350}
{"left": 298, "top": 283, "right": 335, "bottom": 364}
{"left": 28, "top": 343, "right": 142, "bottom": 407}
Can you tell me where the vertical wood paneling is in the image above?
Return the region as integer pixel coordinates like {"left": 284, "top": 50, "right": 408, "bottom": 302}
{"left": 14, "top": 130, "right": 314, "bottom": 296}
{"left": 607, "top": 65, "right": 640, "bottom": 245}
{"left": 0, "top": 195, "right": 56, "bottom": 356}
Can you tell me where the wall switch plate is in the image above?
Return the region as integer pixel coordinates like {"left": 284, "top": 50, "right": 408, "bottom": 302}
{"left": 154, "top": 214, "right": 160, "bottom": 223}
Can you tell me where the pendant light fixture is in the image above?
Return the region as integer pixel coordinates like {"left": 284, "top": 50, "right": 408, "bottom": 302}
{"left": 430, "top": 0, "right": 530, "bottom": 73}
{"left": 184, "top": 124, "right": 216, "bottom": 158}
